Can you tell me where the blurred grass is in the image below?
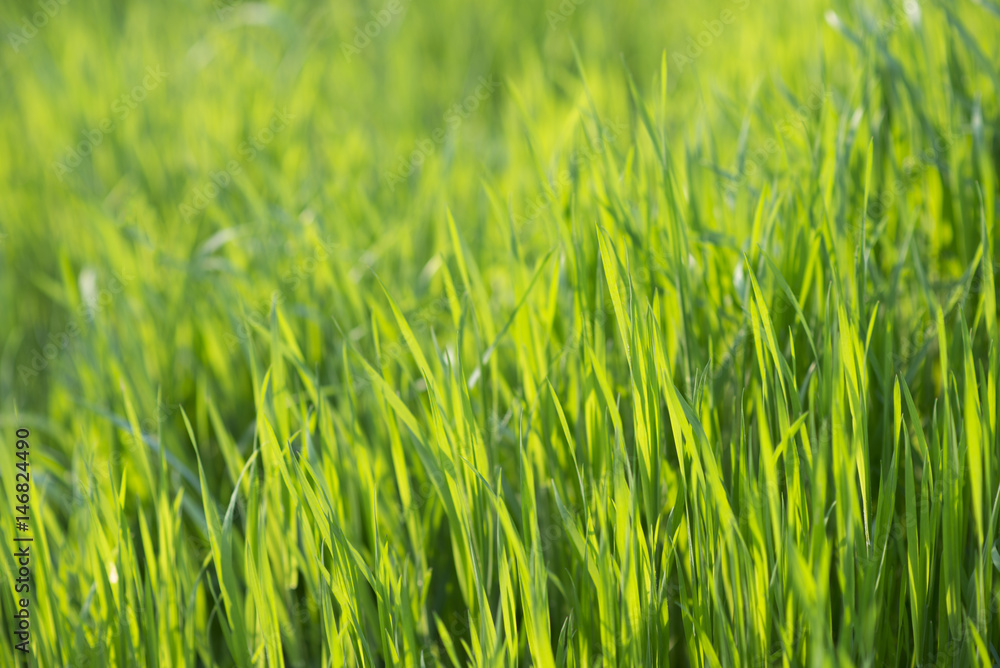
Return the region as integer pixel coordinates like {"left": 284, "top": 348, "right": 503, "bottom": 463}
{"left": 1, "top": 0, "right": 999, "bottom": 665}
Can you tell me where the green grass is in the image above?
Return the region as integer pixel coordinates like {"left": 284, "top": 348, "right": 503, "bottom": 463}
{"left": 1, "top": 0, "right": 999, "bottom": 665}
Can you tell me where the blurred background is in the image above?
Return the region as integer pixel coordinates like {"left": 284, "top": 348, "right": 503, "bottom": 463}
{"left": 1, "top": 0, "right": 998, "bottom": 663}
{"left": 5, "top": 0, "right": 991, "bottom": 431}
{"left": 0, "top": 0, "right": 844, "bottom": 455}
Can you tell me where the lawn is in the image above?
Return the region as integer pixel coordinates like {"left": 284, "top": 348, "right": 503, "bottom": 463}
{"left": 1, "top": 0, "right": 999, "bottom": 665}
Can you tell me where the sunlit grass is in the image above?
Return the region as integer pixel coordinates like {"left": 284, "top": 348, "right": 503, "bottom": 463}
{"left": 0, "top": 0, "right": 998, "bottom": 665}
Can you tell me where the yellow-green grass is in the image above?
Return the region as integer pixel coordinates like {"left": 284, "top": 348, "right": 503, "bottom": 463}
{"left": 1, "top": 0, "right": 999, "bottom": 665}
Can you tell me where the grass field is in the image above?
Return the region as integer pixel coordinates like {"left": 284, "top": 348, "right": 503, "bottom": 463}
{"left": 1, "top": 0, "right": 1000, "bottom": 665}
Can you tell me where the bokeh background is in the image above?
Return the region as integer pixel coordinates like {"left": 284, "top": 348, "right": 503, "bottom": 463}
{"left": 1, "top": 0, "right": 999, "bottom": 665}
